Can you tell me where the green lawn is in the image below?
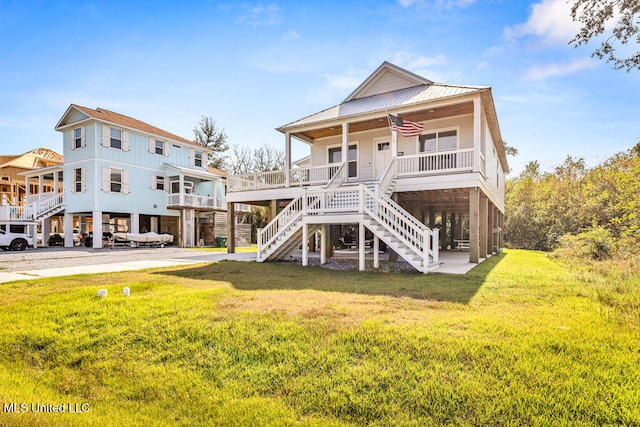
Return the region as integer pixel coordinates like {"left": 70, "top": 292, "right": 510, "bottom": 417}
{"left": 0, "top": 249, "right": 638, "bottom": 426}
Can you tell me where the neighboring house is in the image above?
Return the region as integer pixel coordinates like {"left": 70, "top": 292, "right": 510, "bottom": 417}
{"left": 1, "top": 105, "right": 228, "bottom": 248}
{"left": 226, "top": 62, "right": 508, "bottom": 272}
{"left": 0, "top": 148, "right": 63, "bottom": 206}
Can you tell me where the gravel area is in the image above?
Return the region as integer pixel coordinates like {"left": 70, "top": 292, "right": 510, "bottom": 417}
{"left": 0, "top": 246, "right": 223, "bottom": 272}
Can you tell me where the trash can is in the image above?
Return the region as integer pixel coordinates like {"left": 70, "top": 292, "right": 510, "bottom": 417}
{"left": 216, "top": 237, "right": 227, "bottom": 248}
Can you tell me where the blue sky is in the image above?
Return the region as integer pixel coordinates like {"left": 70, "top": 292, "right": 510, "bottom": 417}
{"left": 0, "top": 0, "right": 638, "bottom": 174}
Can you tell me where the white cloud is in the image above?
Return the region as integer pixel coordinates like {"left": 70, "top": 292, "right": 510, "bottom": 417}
{"left": 236, "top": 3, "right": 281, "bottom": 26}
{"left": 523, "top": 58, "right": 599, "bottom": 80}
{"left": 505, "top": 0, "right": 581, "bottom": 46}
{"left": 282, "top": 29, "right": 300, "bottom": 41}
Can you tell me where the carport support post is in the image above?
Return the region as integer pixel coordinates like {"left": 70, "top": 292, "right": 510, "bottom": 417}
{"left": 131, "top": 213, "right": 139, "bottom": 234}
{"left": 42, "top": 217, "right": 51, "bottom": 247}
{"left": 469, "top": 188, "right": 480, "bottom": 263}
{"left": 92, "top": 211, "right": 103, "bottom": 249}
{"left": 63, "top": 212, "right": 74, "bottom": 247}
{"left": 302, "top": 222, "right": 309, "bottom": 267}
{"left": 320, "top": 224, "right": 327, "bottom": 265}
{"left": 359, "top": 222, "right": 365, "bottom": 271}
{"left": 479, "top": 194, "right": 488, "bottom": 259}
{"left": 373, "top": 235, "right": 379, "bottom": 269}
{"left": 226, "top": 203, "right": 236, "bottom": 253}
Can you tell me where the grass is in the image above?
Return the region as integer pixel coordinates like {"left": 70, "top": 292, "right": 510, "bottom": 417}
{"left": 0, "top": 249, "right": 638, "bottom": 426}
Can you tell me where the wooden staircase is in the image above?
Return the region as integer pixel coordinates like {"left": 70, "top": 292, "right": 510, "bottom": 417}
{"left": 0, "top": 193, "right": 64, "bottom": 223}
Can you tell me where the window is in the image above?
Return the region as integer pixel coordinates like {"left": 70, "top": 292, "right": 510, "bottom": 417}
{"left": 419, "top": 129, "right": 458, "bottom": 152}
{"left": 378, "top": 142, "right": 390, "bottom": 151}
{"left": 74, "top": 128, "right": 83, "bottom": 149}
{"left": 155, "top": 140, "right": 165, "bottom": 155}
{"left": 110, "top": 128, "right": 122, "bottom": 149}
{"left": 110, "top": 169, "right": 122, "bottom": 193}
{"left": 74, "top": 168, "right": 84, "bottom": 193}
{"left": 194, "top": 151, "right": 203, "bottom": 167}
{"left": 155, "top": 175, "right": 165, "bottom": 191}
{"left": 328, "top": 144, "right": 358, "bottom": 178}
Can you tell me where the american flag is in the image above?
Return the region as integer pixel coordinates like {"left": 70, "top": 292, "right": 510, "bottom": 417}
{"left": 388, "top": 114, "right": 424, "bottom": 137}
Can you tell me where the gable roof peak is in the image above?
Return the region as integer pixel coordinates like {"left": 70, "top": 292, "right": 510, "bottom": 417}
{"left": 343, "top": 61, "right": 434, "bottom": 103}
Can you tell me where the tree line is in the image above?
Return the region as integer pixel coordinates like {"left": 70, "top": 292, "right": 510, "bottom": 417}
{"left": 504, "top": 144, "right": 640, "bottom": 259}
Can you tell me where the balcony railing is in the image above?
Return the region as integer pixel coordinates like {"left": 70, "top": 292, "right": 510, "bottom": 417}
{"left": 167, "top": 193, "right": 224, "bottom": 210}
{"left": 396, "top": 149, "right": 474, "bottom": 176}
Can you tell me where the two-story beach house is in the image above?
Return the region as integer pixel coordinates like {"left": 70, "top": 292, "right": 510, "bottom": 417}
{"left": 226, "top": 62, "right": 508, "bottom": 272}
{"left": 1, "top": 105, "right": 229, "bottom": 248}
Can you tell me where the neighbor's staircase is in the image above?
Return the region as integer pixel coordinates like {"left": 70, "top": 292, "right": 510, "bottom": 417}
{"left": 0, "top": 193, "right": 65, "bottom": 223}
{"left": 257, "top": 160, "right": 440, "bottom": 273}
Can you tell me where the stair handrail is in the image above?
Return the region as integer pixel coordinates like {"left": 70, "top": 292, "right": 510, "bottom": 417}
{"left": 361, "top": 186, "right": 438, "bottom": 263}
{"left": 324, "top": 162, "right": 346, "bottom": 189}
{"left": 258, "top": 195, "right": 304, "bottom": 257}
{"left": 32, "top": 193, "right": 64, "bottom": 220}
{"left": 377, "top": 158, "right": 396, "bottom": 196}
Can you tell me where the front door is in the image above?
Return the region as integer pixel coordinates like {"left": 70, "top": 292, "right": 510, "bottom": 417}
{"left": 375, "top": 139, "right": 391, "bottom": 179}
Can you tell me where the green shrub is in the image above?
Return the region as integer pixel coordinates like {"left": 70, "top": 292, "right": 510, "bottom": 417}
{"left": 557, "top": 227, "right": 614, "bottom": 260}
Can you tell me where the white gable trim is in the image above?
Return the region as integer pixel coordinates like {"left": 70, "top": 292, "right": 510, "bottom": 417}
{"left": 343, "top": 61, "right": 433, "bottom": 103}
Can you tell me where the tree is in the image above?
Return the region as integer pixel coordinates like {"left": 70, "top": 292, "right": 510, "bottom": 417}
{"left": 569, "top": 0, "right": 640, "bottom": 71}
{"left": 226, "top": 143, "right": 285, "bottom": 174}
{"left": 193, "top": 116, "right": 228, "bottom": 170}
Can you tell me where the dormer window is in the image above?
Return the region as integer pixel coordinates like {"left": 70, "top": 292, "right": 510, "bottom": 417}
{"left": 110, "top": 128, "right": 122, "bottom": 150}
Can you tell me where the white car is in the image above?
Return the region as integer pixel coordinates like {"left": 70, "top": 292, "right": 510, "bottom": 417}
{"left": 0, "top": 229, "right": 33, "bottom": 251}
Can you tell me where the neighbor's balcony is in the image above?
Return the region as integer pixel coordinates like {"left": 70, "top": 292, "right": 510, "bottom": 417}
{"left": 167, "top": 193, "right": 225, "bottom": 210}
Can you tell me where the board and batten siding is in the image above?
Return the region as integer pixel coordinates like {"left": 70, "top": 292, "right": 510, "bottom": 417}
{"left": 358, "top": 71, "right": 417, "bottom": 99}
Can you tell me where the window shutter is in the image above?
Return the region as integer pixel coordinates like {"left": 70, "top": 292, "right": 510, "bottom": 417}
{"left": 70, "top": 130, "right": 76, "bottom": 151}
{"left": 122, "top": 169, "right": 130, "bottom": 194}
{"left": 163, "top": 176, "right": 169, "bottom": 192}
{"left": 102, "top": 166, "right": 110, "bottom": 191}
{"left": 81, "top": 126, "right": 86, "bottom": 148}
{"left": 101, "top": 125, "right": 109, "bottom": 147}
{"left": 150, "top": 174, "right": 155, "bottom": 189}
{"left": 81, "top": 167, "right": 86, "bottom": 192}
{"left": 149, "top": 137, "right": 154, "bottom": 153}
{"left": 189, "top": 149, "right": 195, "bottom": 166}
{"left": 164, "top": 141, "right": 169, "bottom": 157}
{"left": 122, "top": 131, "right": 129, "bottom": 151}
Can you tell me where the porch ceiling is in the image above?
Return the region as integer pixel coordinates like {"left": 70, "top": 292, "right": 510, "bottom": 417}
{"left": 397, "top": 188, "right": 471, "bottom": 214}
{"left": 294, "top": 102, "right": 474, "bottom": 141}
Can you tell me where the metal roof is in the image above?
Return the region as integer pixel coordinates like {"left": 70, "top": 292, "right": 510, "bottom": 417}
{"left": 278, "top": 83, "right": 486, "bottom": 131}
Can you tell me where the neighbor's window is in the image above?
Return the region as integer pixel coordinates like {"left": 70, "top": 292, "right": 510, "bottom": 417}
{"left": 419, "top": 129, "right": 458, "bottom": 152}
{"left": 74, "top": 128, "right": 83, "bottom": 149}
{"left": 110, "top": 128, "right": 122, "bottom": 150}
{"left": 155, "top": 175, "right": 165, "bottom": 191}
{"left": 194, "top": 151, "right": 203, "bottom": 167}
{"left": 110, "top": 169, "right": 122, "bottom": 193}
{"left": 155, "top": 140, "right": 165, "bottom": 155}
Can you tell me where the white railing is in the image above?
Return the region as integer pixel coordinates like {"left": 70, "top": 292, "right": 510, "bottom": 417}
{"left": 227, "top": 170, "right": 287, "bottom": 192}
{"left": 396, "top": 149, "right": 474, "bottom": 176}
{"left": 290, "top": 164, "right": 340, "bottom": 187}
{"left": 257, "top": 196, "right": 304, "bottom": 260}
{"left": 0, "top": 193, "right": 64, "bottom": 222}
{"left": 257, "top": 183, "right": 439, "bottom": 268}
{"left": 324, "top": 162, "right": 347, "bottom": 189}
{"left": 377, "top": 158, "right": 396, "bottom": 196}
{"left": 167, "top": 194, "right": 223, "bottom": 209}
{"left": 26, "top": 192, "right": 54, "bottom": 205}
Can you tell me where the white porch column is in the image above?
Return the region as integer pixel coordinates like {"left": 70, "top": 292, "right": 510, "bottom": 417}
{"left": 38, "top": 175, "right": 43, "bottom": 199}
{"left": 179, "top": 174, "right": 185, "bottom": 206}
{"left": 473, "top": 97, "right": 481, "bottom": 173}
{"left": 25, "top": 176, "right": 30, "bottom": 202}
{"left": 302, "top": 222, "right": 309, "bottom": 267}
{"left": 53, "top": 171, "right": 59, "bottom": 195}
{"left": 359, "top": 222, "right": 365, "bottom": 271}
{"left": 342, "top": 122, "right": 349, "bottom": 170}
{"left": 64, "top": 212, "right": 73, "bottom": 247}
{"left": 391, "top": 130, "right": 398, "bottom": 159}
{"left": 285, "top": 132, "right": 291, "bottom": 188}
{"left": 92, "top": 211, "right": 103, "bottom": 248}
{"left": 131, "top": 213, "right": 140, "bottom": 234}
{"left": 320, "top": 224, "right": 327, "bottom": 265}
{"left": 373, "top": 235, "right": 379, "bottom": 269}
